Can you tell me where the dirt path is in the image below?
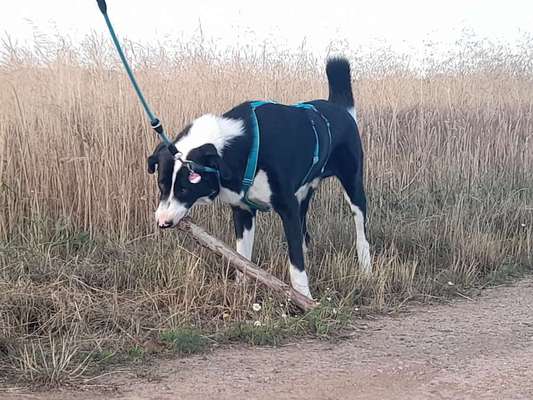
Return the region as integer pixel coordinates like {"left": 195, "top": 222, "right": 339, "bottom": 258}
{"left": 4, "top": 278, "right": 533, "bottom": 400}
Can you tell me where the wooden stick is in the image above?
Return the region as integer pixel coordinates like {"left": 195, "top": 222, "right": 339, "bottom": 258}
{"left": 178, "top": 218, "right": 318, "bottom": 312}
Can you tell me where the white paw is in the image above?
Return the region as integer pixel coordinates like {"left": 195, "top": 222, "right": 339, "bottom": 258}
{"left": 293, "top": 283, "right": 313, "bottom": 299}
{"left": 289, "top": 265, "right": 313, "bottom": 299}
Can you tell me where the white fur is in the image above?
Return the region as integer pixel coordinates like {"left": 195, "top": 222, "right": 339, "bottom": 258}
{"left": 289, "top": 264, "right": 312, "bottom": 299}
{"left": 236, "top": 219, "right": 255, "bottom": 260}
{"left": 353, "top": 206, "right": 371, "bottom": 273}
{"left": 177, "top": 114, "right": 244, "bottom": 158}
{"left": 195, "top": 196, "right": 213, "bottom": 205}
{"left": 348, "top": 106, "right": 357, "bottom": 122}
{"left": 235, "top": 219, "right": 256, "bottom": 283}
{"left": 219, "top": 187, "right": 245, "bottom": 207}
{"left": 295, "top": 178, "right": 320, "bottom": 204}
{"left": 155, "top": 198, "right": 188, "bottom": 227}
{"left": 247, "top": 170, "right": 272, "bottom": 207}
{"left": 343, "top": 193, "right": 371, "bottom": 273}
{"left": 218, "top": 170, "right": 272, "bottom": 211}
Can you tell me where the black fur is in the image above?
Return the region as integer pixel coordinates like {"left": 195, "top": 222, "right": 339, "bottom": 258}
{"left": 326, "top": 57, "right": 354, "bottom": 109}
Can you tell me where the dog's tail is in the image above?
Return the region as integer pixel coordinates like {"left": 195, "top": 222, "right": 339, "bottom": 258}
{"left": 326, "top": 57, "right": 356, "bottom": 120}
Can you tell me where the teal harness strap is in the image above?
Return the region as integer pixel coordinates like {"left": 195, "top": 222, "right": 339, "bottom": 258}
{"left": 293, "top": 103, "right": 332, "bottom": 184}
{"left": 242, "top": 101, "right": 269, "bottom": 193}
{"left": 242, "top": 101, "right": 332, "bottom": 211}
{"left": 242, "top": 101, "right": 273, "bottom": 211}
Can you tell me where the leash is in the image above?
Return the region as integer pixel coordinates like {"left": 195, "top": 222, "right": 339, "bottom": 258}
{"left": 95, "top": 0, "right": 221, "bottom": 181}
{"left": 95, "top": 0, "right": 179, "bottom": 157}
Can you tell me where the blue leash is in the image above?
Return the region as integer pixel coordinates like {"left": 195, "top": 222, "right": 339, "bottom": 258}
{"left": 96, "top": 0, "right": 178, "bottom": 156}
{"left": 96, "top": 0, "right": 220, "bottom": 178}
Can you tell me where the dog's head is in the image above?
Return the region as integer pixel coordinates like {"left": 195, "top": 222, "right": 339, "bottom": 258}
{"left": 147, "top": 142, "right": 231, "bottom": 228}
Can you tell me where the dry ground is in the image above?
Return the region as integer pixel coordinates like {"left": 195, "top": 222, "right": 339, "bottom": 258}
{"left": 3, "top": 277, "right": 532, "bottom": 400}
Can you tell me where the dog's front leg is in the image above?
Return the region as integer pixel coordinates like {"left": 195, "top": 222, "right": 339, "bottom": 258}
{"left": 299, "top": 189, "right": 314, "bottom": 254}
{"left": 232, "top": 206, "right": 256, "bottom": 283}
{"left": 278, "top": 198, "right": 312, "bottom": 299}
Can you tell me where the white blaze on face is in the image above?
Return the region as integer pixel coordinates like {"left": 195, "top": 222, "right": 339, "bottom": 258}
{"left": 155, "top": 158, "right": 189, "bottom": 228}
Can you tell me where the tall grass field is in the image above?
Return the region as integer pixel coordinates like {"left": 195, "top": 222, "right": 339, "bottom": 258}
{"left": 0, "top": 34, "right": 532, "bottom": 385}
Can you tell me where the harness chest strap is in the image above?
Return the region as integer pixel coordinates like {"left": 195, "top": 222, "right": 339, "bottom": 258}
{"left": 241, "top": 101, "right": 271, "bottom": 211}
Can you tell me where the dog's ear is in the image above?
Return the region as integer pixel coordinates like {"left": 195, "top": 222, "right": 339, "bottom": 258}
{"left": 147, "top": 143, "right": 167, "bottom": 174}
{"left": 147, "top": 154, "right": 158, "bottom": 174}
{"left": 201, "top": 144, "right": 232, "bottom": 181}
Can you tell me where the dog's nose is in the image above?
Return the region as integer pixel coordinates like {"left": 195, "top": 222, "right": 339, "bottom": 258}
{"left": 159, "top": 220, "right": 173, "bottom": 229}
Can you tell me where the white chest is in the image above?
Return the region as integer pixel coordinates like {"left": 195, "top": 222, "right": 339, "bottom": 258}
{"left": 218, "top": 169, "right": 273, "bottom": 211}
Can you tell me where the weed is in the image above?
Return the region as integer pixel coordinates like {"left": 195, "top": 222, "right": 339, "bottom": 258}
{"left": 160, "top": 328, "right": 209, "bottom": 355}
{"left": 127, "top": 346, "right": 144, "bottom": 361}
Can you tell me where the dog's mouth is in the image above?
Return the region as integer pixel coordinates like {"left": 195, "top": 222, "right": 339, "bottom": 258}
{"left": 157, "top": 213, "right": 187, "bottom": 229}
{"left": 158, "top": 221, "right": 176, "bottom": 229}
{"left": 155, "top": 203, "right": 189, "bottom": 230}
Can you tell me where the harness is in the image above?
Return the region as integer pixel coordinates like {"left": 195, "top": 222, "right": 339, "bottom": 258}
{"left": 242, "top": 101, "right": 332, "bottom": 211}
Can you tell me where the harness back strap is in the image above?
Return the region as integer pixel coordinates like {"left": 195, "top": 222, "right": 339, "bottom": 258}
{"left": 293, "top": 102, "right": 332, "bottom": 184}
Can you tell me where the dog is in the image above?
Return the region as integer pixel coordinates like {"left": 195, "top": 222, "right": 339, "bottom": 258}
{"left": 147, "top": 57, "right": 370, "bottom": 299}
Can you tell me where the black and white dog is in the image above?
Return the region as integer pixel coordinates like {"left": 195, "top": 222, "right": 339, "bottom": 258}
{"left": 147, "top": 58, "right": 370, "bottom": 299}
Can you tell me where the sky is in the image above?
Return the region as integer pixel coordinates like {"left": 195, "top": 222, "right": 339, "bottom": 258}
{"left": 2, "top": 0, "right": 533, "bottom": 57}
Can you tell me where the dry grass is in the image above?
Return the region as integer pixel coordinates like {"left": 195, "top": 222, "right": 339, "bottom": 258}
{"left": 0, "top": 33, "right": 532, "bottom": 385}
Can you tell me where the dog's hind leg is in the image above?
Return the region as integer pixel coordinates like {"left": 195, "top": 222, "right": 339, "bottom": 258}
{"left": 277, "top": 197, "right": 312, "bottom": 299}
{"left": 232, "top": 207, "right": 256, "bottom": 282}
{"left": 337, "top": 166, "right": 372, "bottom": 274}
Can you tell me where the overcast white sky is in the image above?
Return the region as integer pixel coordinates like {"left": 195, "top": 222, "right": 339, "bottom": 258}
{"left": 2, "top": 0, "right": 533, "bottom": 56}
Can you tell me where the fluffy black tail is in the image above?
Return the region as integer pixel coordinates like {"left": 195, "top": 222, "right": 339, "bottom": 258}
{"left": 326, "top": 57, "right": 354, "bottom": 109}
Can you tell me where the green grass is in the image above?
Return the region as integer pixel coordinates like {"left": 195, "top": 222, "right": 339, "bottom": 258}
{"left": 221, "top": 299, "right": 352, "bottom": 346}
{"left": 160, "top": 328, "right": 209, "bottom": 355}
{"left": 127, "top": 346, "right": 145, "bottom": 361}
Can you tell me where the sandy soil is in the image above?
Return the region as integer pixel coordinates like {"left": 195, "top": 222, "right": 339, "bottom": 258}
{"left": 3, "top": 278, "right": 533, "bottom": 400}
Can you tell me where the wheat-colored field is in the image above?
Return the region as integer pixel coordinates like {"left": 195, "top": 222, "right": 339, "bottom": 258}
{"left": 0, "top": 35, "right": 532, "bottom": 384}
